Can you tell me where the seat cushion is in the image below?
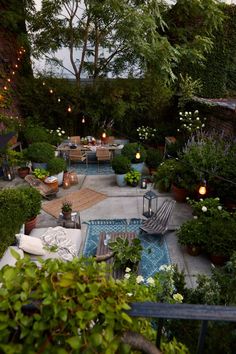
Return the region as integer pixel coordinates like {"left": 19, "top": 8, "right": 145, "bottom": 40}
{"left": 16, "top": 234, "right": 46, "bottom": 256}
{"left": 29, "top": 227, "right": 82, "bottom": 259}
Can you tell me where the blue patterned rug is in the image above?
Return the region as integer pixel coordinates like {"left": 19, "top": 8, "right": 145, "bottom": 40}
{"left": 70, "top": 162, "right": 114, "bottom": 175}
{"left": 83, "top": 219, "right": 171, "bottom": 279}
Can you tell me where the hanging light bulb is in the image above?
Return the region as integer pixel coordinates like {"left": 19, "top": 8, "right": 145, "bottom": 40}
{"left": 12, "top": 71, "right": 15, "bottom": 75}
{"left": 15, "top": 64, "right": 18, "bottom": 68}
{"left": 7, "top": 78, "right": 11, "bottom": 82}
{"left": 42, "top": 82, "right": 46, "bottom": 86}
{"left": 67, "top": 106, "right": 72, "bottom": 112}
{"left": 57, "top": 98, "right": 61, "bottom": 102}
{"left": 3, "top": 86, "right": 8, "bottom": 90}
{"left": 198, "top": 180, "right": 207, "bottom": 196}
{"left": 102, "top": 132, "right": 106, "bottom": 139}
{"left": 49, "top": 89, "right": 53, "bottom": 94}
{"left": 17, "top": 57, "right": 20, "bottom": 61}
{"left": 135, "top": 147, "right": 141, "bottom": 160}
{"left": 82, "top": 116, "right": 85, "bottom": 123}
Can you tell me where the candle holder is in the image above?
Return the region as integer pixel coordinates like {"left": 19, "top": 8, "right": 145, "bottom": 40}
{"left": 143, "top": 190, "right": 158, "bottom": 218}
{"left": 2, "top": 159, "right": 15, "bottom": 181}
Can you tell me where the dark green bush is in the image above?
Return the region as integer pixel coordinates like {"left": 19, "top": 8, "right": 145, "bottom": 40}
{"left": 26, "top": 142, "right": 55, "bottom": 163}
{"left": 19, "top": 186, "right": 42, "bottom": 220}
{"left": 111, "top": 155, "right": 131, "bottom": 174}
{"left": 24, "top": 126, "right": 50, "bottom": 144}
{"left": 145, "top": 148, "right": 162, "bottom": 169}
{"left": 0, "top": 188, "right": 28, "bottom": 257}
{"left": 121, "top": 143, "right": 146, "bottom": 163}
{"left": 47, "top": 157, "right": 67, "bottom": 175}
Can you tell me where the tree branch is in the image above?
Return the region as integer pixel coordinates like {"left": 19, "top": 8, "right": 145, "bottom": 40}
{"left": 121, "top": 330, "right": 162, "bottom": 354}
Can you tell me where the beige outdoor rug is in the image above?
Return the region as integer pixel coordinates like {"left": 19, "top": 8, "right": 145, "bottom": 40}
{"left": 42, "top": 188, "right": 107, "bottom": 218}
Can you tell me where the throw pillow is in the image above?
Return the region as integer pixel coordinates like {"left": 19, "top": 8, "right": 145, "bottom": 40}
{"left": 16, "top": 234, "right": 46, "bottom": 256}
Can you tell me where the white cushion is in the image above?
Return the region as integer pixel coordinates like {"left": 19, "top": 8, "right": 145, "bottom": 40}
{"left": 0, "top": 247, "right": 24, "bottom": 269}
{"left": 16, "top": 234, "right": 46, "bottom": 256}
{"left": 29, "top": 227, "right": 82, "bottom": 255}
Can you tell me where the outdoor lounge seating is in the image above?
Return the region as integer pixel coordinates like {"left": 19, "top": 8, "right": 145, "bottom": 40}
{"left": 140, "top": 199, "right": 176, "bottom": 235}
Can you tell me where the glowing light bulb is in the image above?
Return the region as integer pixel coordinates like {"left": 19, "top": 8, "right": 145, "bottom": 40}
{"left": 67, "top": 106, "right": 72, "bottom": 112}
{"left": 49, "top": 89, "right": 53, "bottom": 94}
{"left": 57, "top": 98, "right": 61, "bottom": 102}
{"left": 3, "top": 86, "right": 8, "bottom": 90}
{"left": 102, "top": 132, "right": 106, "bottom": 139}
{"left": 17, "top": 57, "right": 20, "bottom": 61}
{"left": 15, "top": 64, "right": 18, "bottom": 68}
{"left": 135, "top": 151, "right": 141, "bottom": 160}
{"left": 42, "top": 82, "right": 46, "bottom": 86}
{"left": 7, "top": 78, "right": 11, "bottom": 82}
{"left": 198, "top": 186, "right": 207, "bottom": 195}
{"left": 12, "top": 71, "right": 15, "bottom": 75}
{"left": 82, "top": 116, "right": 85, "bottom": 123}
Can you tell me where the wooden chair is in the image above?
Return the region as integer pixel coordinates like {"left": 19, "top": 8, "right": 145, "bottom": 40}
{"left": 96, "top": 148, "right": 112, "bottom": 171}
{"left": 68, "top": 149, "right": 87, "bottom": 167}
{"left": 69, "top": 136, "right": 80, "bottom": 145}
{"left": 140, "top": 200, "right": 176, "bottom": 236}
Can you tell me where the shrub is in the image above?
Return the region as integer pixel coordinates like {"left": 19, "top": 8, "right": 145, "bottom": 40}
{"left": 0, "top": 188, "right": 28, "bottom": 257}
{"left": 26, "top": 142, "right": 55, "bottom": 163}
{"left": 153, "top": 159, "right": 179, "bottom": 192}
{"left": 19, "top": 186, "right": 42, "bottom": 220}
{"left": 125, "top": 170, "right": 141, "bottom": 185}
{"left": 145, "top": 148, "right": 162, "bottom": 169}
{"left": 122, "top": 143, "right": 147, "bottom": 163}
{"left": 23, "top": 126, "right": 50, "bottom": 143}
{"left": 47, "top": 157, "right": 67, "bottom": 175}
{"left": 111, "top": 155, "right": 131, "bottom": 174}
{"left": 177, "top": 219, "right": 206, "bottom": 247}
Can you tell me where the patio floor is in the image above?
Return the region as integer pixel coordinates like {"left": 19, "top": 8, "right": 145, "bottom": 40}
{"left": 0, "top": 173, "right": 212, "bottom": 287}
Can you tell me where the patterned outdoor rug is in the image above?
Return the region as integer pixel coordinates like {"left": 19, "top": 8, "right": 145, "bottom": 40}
{"left": 42, "top": 188, "right": 107, "bottom": 218}
{"left": 70, "top": 162, "right": 114, "bottom": 175}
{"left": 83, "top": 219, "right": 171, "bottom": 279}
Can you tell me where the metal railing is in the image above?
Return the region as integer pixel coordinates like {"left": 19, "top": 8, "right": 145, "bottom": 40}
{"left": 127, "top": 302, "right": 236, "bottom": 354}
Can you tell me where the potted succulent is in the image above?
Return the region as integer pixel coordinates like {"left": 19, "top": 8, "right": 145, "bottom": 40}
{"left": 111, "top": 155, "right": 131, "bottom": 187}
{"left": 26, "top": 142, "right": 55, "bottom": 169}
{"left": 61, "top": 200, "right": 73, "bottom": 220}
{"left": 121, "top": 142, "right": 146, "bottom": 173}
{"left": 125, "top": 169, "right": 141, "bottom": 187}
{"left": 145, "top": 148, "right": 162, "bottom": 175}
{"left": 177, "top": 218, "right": 206, "bottom": 256}
{"left": 47, "top": 157, "right": 67, "bottom": 186}
{"left": 108, "top": 237, "right": 143, "bottom": 272}
{"left": 19, "top": 186, "right": 42, "bottom": 235}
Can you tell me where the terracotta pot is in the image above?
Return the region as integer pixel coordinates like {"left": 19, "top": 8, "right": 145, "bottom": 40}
{"left": 18, "top": 167, "right": 30, "bottom": 179}
{"left": 62, "top": 211, "right": 72, "bottom": 220}
{"left": 186, "top": 245, "right": 202, "bottom": 256}
{"left": 172, "top": 184, "right": 188, "bottom": 203}
{"left": 25, "top": 216, "right": 37, "bottom": 235}
{"left": 210, "top": 254, "right": 228, "bottom": 266}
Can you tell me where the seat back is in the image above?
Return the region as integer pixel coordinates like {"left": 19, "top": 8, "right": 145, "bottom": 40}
{"left": 69, "top": 149, "right": 86, "bottom": 162}
{"left": 140, "top": 200, "right": 176, "bottom": 235}
{"left": 96, "top": 148, "right": 111, "bottom": 161}
{"left": 69, "top": 136, "right": 80, "bottom": 145}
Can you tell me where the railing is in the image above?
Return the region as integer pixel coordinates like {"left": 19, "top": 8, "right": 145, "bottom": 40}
{"left": 127, "top": 302, "right": 236, "bottom": 354}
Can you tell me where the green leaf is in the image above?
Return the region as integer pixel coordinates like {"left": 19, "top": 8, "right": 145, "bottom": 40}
{"left": 121, "top": 312, "right": 132, "bottom": 324}
{"left": 89, "top": 333, "right": 103, "bottom": 347}
{"left": 10, "top": 247, "right": 21, "bottom": 261}
{"left": 66, "top": 336, "right": 81, "bottom": 350}
{"left": 59, "top": 309, "right": 68, "bottom": 322}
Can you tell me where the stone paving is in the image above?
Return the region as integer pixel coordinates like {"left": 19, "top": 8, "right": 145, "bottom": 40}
{"left": 0, "top": 173, "right": 212, "bottom": 287}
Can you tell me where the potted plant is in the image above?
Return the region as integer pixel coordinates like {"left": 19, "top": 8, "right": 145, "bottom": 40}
{"left": 47, "top": 157, "right": 67, "bottom": 186}
{"left": 19, "top": 186, "right": 42, "bottom": 235}
{"left": 125, "top": 169, "right": 141, "bottom": 187}
{"left": 153, "top": 159, "right": 177, "bottom": 192}
{"left": 121, "top": 143, "right": 146, "bottom": 173}
{"left": 108, "top": 237, "right": 143, "bottom": 272}
{"left": 61, "top": 200, "right": 73, "bottom": 220}
{"left": 145, "top": 148, "right": 162, "bottom": 175}
{"left": 0, "top": 188, "right": 28, "bottom": 257}
{"left": 111, "top": 155, "right": 131, "bottom": 187}
{"left": 26, "top": 142, "right": 55, "bottom": 169}
{"left": 177, "top": 219, "right": 206, "bottom": 256}
{"left": 33, "top": 168, "right": 49, "bottom": 181}
{"left": 171, "top": 160, "right": 197, "bottom": 202}
{"left": 23, "top": 125, "right": 50, "bottom": 144}
{"left": 9, "top": 150, "right": 30, "bottom": 178}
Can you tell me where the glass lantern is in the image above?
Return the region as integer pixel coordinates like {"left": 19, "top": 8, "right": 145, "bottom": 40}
{"left": 2, "top": 159, "right": 15, "bottom": 181}
{"left": 143, "top": 190, "right": 158, "bottom": 218}
{"left": 141, "top": 177, "right": 147, "bottom": 189}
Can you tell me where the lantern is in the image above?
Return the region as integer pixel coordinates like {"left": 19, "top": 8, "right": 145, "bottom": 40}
{"left": 2, "top": 159, "right": 15, "bottom": 181}
{"left": 198, "top": 180, "right": 207, "bottom": 196}
{"left": 143, "top": 190, "right": 158, "bottom": 218}
{"left": 69, "top": 171, "right": 79, "bottom": 185}
{"left": 141, "top": 177, "right": 147, "bottom": 189}
{"left": 63, "top": 172, "right": 71, "bottom": 189}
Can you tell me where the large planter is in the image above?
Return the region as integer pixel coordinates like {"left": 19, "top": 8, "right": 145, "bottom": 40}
{"left": 115, "top": 174, "right": 127, "bottom": 187}
{"left": 131, "top": 162, "right": 144, "bottom": 174}
{"left": 25, "top": 216, "right": 37, "bottom": 235}
{"left": 209, "top": 254, "right": 228, "bottom": 266}
{"left": 172, "top": 184, "right": 188, "bottom": 203}
{"left": 18, "top": 167, "right": 30, "bottom": 179}
{"left": 186, "top": 245, "right": 202, "bottom": 256}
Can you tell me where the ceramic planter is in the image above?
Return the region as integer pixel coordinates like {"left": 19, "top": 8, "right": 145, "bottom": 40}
{"left": 25, "top": 216, "right": 37, "bottom": 235}
{"left": 115, "top": 174, "right": 127, "bottom": 187}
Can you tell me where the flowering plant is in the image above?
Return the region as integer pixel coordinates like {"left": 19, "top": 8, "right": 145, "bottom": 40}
{"left": 48, "top": 127, "right": 66, "bottom": 145}
{"left": 186, "top": 197, "right": 227, "bottom": 218}
{"left": 61, "top": 200, "right": 72, "bottom": 212}
{"left": 177, "top": 110, "right": 206, "bottom": 134}
{"left": 137, "top": 126, "right": 157, "bottom": 142}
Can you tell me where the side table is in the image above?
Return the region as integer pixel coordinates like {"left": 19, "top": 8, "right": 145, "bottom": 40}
{"left": 57, "top": 211, "right": 81, "bottom": 229}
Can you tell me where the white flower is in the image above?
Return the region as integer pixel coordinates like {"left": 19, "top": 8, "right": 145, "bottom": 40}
{"left": 179, "top": 112, "right": 182, "bottom": 115}
{"left": 58, "top": 132, "right": 62, "bottom": 136}
{"left": 215, "top": 197, "right": 220, "bottom": 201}
{"left": 186, "top": 197, "right": 189, "bottom": 200}
{"left": 218, "top": 206, "right": 222, "bottom": 210}
{"left": 200, "top": 199, "right": 203, "bottom": 201}
{"left": 136, "top": 275, "right": 144, "bottom": 284}
{"left": 124, "top": 273, "right": 130, "bottom": 279}
{"left": 173, "top": 293, "right": 183, "bottom": 302}
{"left": 125, "top": 267, "right": 131, "bottom": 273}
{"left": 193, "top": 215, "right": 198, "bottom": 219}
{"left": 127, "top": 293, "right": 133, "bottom": 297}
{"left": 194, "top": 110, "right": 199, "bottom": 114}
{"left": 56, "top": 129, "right": 60, "bottom": 133}
{"left": 61, "top": 130, "right": 65, "bottom": 134}
{"left": 147, "top": 277, "right": 155, "bottom": 285}
{"left": 202, "top": 206, "right": 207, "bottom": 212}
{"left": 202, "top": 124, "right": 205, "bottom": 127}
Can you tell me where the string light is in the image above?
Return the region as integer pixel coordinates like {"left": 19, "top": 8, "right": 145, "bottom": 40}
{"left": 57, "top": 98, "right": 61, "bottom": 102}
{"left": 49, "top": 89, "right": 53, "bottom": 94}
{"left": 102, "top": 132, "right": 106, "bottom": 139}
{"left": 3, "top": 86, "right": 8, "bottom": 90}
{"left": 198, "top": 180, "right": 207, "bottom": 196}
{"left": 7, "top": 78, "right": 11, "bottom": 82}
{"left": 67, "top": 106, "right": 72, "bottom": 112}
{"left": 82, "top": 116, "right": 85, "bottom": 123}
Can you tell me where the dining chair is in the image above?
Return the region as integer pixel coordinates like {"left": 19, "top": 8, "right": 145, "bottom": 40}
{"left": 68, "top": 148, "right": 87, "bottom": 168}
{"left": 96, "top": 148, "right": 112, "bottom": 171}
{"left": 69, "top": 136, "right": 81, "bottom": 145}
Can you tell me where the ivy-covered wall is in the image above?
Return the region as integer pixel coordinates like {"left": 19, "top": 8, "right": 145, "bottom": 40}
{"left": 188, "top": 5, "right": 236, "bottom": 98}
